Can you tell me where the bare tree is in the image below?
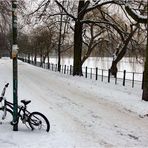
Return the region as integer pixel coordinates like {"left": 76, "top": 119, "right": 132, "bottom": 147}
{"left": 55, "top": 0, "right": 122, "bottom": 75}
{"left": 0, "top": 0, "right": 26, "bottom": 57}
{"left": 123, "top": 1, "right": 148, "bottom": 101}
{"left": 82, "top": 23, "right": 107, "bottom": 65}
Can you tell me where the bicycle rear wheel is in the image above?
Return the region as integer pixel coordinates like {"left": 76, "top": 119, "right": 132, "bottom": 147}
{"left": 0, "top": 108, "right": 13, "bottom": 124}
{"left": 28, "top": 112, "right": 50, "bottom": 132}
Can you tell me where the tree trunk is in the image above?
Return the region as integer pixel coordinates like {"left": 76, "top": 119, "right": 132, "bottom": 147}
{"left": 58, "top": 13, "right": 63, "bottom": 72}
{"left": 142, "top": 42, "right": 148, "bottom": 101}
{"left": 124, "top": 4, "right": 148, "bottom": 101}
{"left": 110, "top": 27, "right": 138, "bottom": 77}
{"left": 142, "top": 6, "right": 148, "bottom": 101}
{"left": 110, "top": 61, "right": 118, "bottom": 78}
{"left": 73, "top": 0, "right": 85, "bottom": 76}
{"left": 28, "top": 53, "right": 30, "bottom": 64}
{"left": 73, "top": 21, "right": 83, "bottom": 76}
{"left": 40, "top": 49, "right": 43, "bottom": 67}
{"left": 34, "top": 48, "right": 37, "bottom": 65}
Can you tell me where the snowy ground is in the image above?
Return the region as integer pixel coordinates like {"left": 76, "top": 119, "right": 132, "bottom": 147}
{"left": 0, "top": 58, "right": 148, "bottom": 148}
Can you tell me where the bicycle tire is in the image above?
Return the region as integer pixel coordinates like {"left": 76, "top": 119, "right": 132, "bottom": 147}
{"left": 0, "top": 108, "right": 13, "bottom": 124}
{"left": 28, "top": 112, "right": 50, "bottom": 132}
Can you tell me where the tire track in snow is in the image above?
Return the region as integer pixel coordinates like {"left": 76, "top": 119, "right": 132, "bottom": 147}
{"left": 3, "top": 60, "right": 148, "bottom": 147}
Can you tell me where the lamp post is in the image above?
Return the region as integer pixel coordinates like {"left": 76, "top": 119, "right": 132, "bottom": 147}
{"left": 12, "top": 0, "right": 18, "bottom": 131}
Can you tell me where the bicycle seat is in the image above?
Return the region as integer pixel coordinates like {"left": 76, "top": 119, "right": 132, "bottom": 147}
{"left": 21, "top": 100, "right": 31, "bottom": 105}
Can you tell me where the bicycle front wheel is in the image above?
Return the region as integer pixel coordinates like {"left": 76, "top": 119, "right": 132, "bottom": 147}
{"left": 28, "top": 112, "right": 50, "bottom": 132}
{"left": 0, "top": 108, "right": 13, "bottom": 124}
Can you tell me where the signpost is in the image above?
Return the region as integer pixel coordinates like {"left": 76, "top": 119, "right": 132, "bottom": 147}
{"left": 12, "top": 0, "right": 18, "bottom": 131}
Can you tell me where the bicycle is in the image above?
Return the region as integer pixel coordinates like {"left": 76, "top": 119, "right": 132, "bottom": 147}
{"left": 0, "top": 83, "right": 50, "bottom": 132}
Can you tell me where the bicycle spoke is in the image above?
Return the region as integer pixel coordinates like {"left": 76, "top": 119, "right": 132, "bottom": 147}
{"left": 28, "top": 112, "right": 50, "bottom": 132}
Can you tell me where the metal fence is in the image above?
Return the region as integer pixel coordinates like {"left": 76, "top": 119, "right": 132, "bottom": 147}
{"left": 18, "top": 57, "right": 143, "bottom": 89}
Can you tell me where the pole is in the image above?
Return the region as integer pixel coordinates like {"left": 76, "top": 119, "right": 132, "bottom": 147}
{"left": 12, "top": 0, "right": 18, "bottom": 131}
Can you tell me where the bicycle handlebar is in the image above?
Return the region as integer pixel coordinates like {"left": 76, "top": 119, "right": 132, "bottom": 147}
{"left": 5, "top": 83, "right": 9, "bottom": 88}
{"left": 0, "top": 83, "right": 9, "bottom": 101}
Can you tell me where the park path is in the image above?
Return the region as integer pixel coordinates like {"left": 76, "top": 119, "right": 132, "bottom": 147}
{"left": 0, "top": 58, "right": 148, "bottom": 148}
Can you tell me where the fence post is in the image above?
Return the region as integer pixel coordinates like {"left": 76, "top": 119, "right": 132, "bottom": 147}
{"left": 59, "top": 65, "right": 61, "bottom": 72}
{"left": 64, "top": 65, "right": 66, "bottom": 74}
{"left": 48, "top": 62, "right": 50, "bottom": 69}
{"left": 52, "top": 63, "right": 53, "bottom": 71}
{"left": 32, "top": 55, "right": 34, "bottom": 65}
{"left": 132, "top": 72, "right": 134, "bottom": 88}
{"left": 67, "top": 66, "right": 69, "bottom": 74}
{"left": 72, "top": 66, "right": 73, "bottom": 75}
{"left": 70, "top": 65, "right": 72, "bottom": 75}
{"left": 55, "top": 64, "right": 57, "bottom": 72}
{"left": 102, "top": 69, "right": 103, "bottom": 82}
{"left": 142, "top": 71, "right": 144, "bottom": 89}
{"left": 45, "top": 62, "right": 46, "bottom": 69}
{"left": 90, "top": 68, "right": 92, "bottom": 79}
{"left": 85, "top": 66, "right": 87, "bottom": 78}
{"left": 61, "top": 65, "right": 63, "bottom": 73}
{"left": 123, "top": 70, "right": 126, "bottom": 86}
{"left": 96, "top": 67, "right": 98, "bottom": 80}
{"left": 48, "top": 55, "right": 49, "bottom": 69}
{"left": 115, "top": 76, "right": 117, "bottom": 84}
{"left": 115, "top": 72, "right": 117, "bottom": 84}
{"left": 28, "top": 54, "right": 30, "bottom": 64}
{"left": 108, "top": 69, "right": 111, "bottom": 83}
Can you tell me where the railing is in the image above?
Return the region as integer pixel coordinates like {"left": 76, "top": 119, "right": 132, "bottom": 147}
{"left": 18, "top": 57, "right": 143, "bottom": 89}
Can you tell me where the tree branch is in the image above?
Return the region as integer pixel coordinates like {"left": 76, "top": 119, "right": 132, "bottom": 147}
{"left": 55, "top": 0, "right": 76, "bottom": 21}
{"left": 125, "top": 4, "right": 148, "bottom": 24}
{"left": 78, "top": 0, "right": 90, "bottom": 17}
{"left": 85, "top": 0, "right": 121, "bottom": 14}
{"left": 81, "top": 20, "right": 125, "bottom": 41}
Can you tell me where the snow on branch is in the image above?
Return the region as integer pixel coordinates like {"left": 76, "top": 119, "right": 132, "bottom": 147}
{"left": 78, "top": 1, "right": 90, "bottom": 17}
{"left": 55, "top": 0, "right": 76, "bottom": 21}
{"left": 85, "top": 0, "right": 124, "bottom": 14}
{"left": 125, "top": 3, "right": 147, "bottom": 24}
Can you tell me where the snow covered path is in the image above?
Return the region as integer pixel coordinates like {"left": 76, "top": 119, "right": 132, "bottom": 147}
{"left": 0, "top": 58, "right": 148, "bottom": 148}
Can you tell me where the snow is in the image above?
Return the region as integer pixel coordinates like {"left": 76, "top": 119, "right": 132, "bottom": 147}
{"left": 44, "top": 56, "right": 143, "bottom": 81}
{"left": 125, "top": 3, "right": 148, "bottom": 20}
{"left": 0, "top": 58, "right": 148, "bottom": 148}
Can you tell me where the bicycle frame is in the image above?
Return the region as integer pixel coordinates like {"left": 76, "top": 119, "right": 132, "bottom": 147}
{"left": 15, "top": 102, "right": 31, "bottom": 123}
{"left": 0, "top": 83, "right": 50, "bottom": 132}
{"left": 0, "top": 83, "right": 10, "bottom": 120}
{"left": 17, "top": 104, "right": 31, "bottom": 124}
{"left": 1, "top": 96, "right": 31, "bottom": 125}
{"left": 2, "top": 99, "right": 13, "bottom": 120}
